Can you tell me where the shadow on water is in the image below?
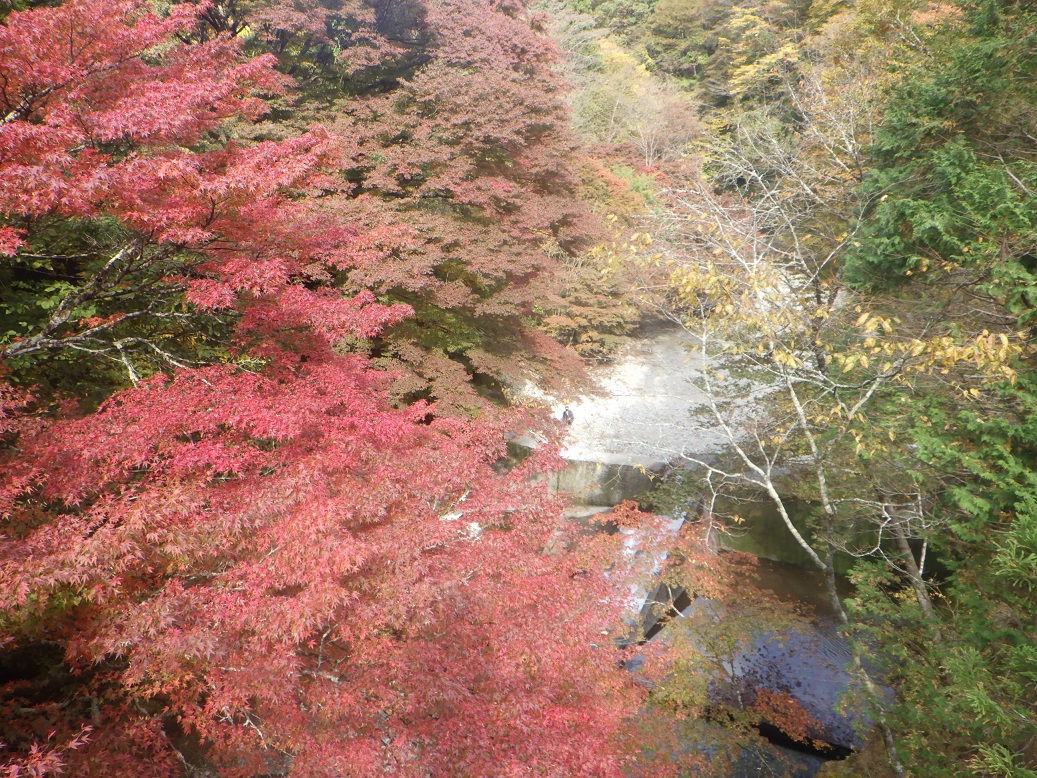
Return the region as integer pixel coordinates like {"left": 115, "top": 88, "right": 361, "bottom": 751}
{"left": 615, "top": 497, "right": 866, "bottom": 776}
{"left": 639, "top": 714, "right": 833, "bottom": 778}
{"left": 510, "top": 430, "right": 868, "bottom": 776}
{"left": 632, "top": 562, "right": 863, "bottom": 776}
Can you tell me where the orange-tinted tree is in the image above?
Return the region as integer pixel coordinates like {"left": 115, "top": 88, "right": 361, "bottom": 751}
{"left": 219, "top": 0, "right": 599, "bottom": 411}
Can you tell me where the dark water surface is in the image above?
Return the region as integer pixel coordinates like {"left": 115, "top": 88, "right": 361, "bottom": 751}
{"left": 718, "top": 560, "right": 862, "bottom": 776}
{"left": 636, "top": 558, "right": 861, "bottom": 777}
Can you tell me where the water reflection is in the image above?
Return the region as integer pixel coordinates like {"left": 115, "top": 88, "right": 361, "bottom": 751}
{"left": 635, "top": 559, "right": 864, "bottom": 776}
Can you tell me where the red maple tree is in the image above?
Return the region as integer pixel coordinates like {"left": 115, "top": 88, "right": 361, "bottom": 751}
{"left": 3, "top": 364, "right": 654, "bottom": 776}
{"left": 0, "top": 1, "right": 656, "bottom": 774}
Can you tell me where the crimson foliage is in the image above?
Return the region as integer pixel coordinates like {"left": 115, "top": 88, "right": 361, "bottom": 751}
{"left": 0, "top": 1, "right": 651, "bottom": 774}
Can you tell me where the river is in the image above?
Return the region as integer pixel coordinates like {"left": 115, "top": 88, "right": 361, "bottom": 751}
{"left": 524, "top": 321, "right": 865, "bottom": 776}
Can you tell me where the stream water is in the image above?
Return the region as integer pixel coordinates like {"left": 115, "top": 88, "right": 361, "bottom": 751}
{"left": 527, "top": 323, "right": 863, "bottom": 776}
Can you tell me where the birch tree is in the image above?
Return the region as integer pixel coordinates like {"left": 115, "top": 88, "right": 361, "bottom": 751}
{"left": 606, "top": 61, "right": 1028, "bottom": 775}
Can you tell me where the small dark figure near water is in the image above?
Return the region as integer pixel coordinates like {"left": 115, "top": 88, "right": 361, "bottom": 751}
{"left": 562, "top": 407, "right": 574, "bottom": 425}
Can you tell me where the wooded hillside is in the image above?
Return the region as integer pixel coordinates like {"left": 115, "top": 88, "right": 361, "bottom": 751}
{"left": 560, "top": 0, "right": 1037, "bottom": 774}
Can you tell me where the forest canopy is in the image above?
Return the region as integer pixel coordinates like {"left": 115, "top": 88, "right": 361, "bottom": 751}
{"left": 3, "top": 0, "right": 1037, "bottom": 776}
{"left": 0, "top": 0, "right": 661, "bottom": 774}
{"left": 559, "top": 0, "right": 1037, "bottom": 774}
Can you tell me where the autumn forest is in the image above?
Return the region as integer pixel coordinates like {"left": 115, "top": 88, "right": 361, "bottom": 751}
{"left": 1, "top": 0, "right": 1035, "bottom": 775}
